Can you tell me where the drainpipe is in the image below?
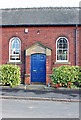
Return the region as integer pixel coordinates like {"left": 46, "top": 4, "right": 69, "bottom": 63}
{"left": 75, "top": 24, "right": 78, "bottom": 66}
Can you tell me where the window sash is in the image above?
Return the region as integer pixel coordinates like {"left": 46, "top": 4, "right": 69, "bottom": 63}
{"left": 9, "top": 37, "right": 21, "bottom": 62}
{"left": 56, "top": 37, "right": 69, "bottom": 62}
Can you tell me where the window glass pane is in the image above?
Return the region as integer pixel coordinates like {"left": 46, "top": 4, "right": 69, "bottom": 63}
{"left": 62, "top": 54, "right": 66, "bottom": 60}
{"left": 58, "top": 39, "right": 62, "bottom": 44}
{"left": 57, "top": 54, "right": 62, "bottom": 60}
{"left": 57, "top": 50, "right": 62, "bottom": 54}
{"left": 58, "top": 44, "right": 62, "bottom": 48}
{"left": 63, "top": 44, "right": 67, "bottom": 49}
{"left": 63, "top": 39, "right": 66, "bottom": 44}
{"left": 12, "top": 40, "right": 19, "bottom": 50}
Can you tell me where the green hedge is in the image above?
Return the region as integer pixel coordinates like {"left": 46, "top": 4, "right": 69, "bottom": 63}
{"left": 51, "top": 66, "right": 81, "bottom": 88}
{"left": 0, "top": 65, "right": 21, "bottom": 87}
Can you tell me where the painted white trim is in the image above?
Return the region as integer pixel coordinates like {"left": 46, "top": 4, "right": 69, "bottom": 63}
{"left": 9, "top": 37, "right": 21, "bottom": 62}
{"left": 56, "top": 37, "right": 69, "bottom": 62}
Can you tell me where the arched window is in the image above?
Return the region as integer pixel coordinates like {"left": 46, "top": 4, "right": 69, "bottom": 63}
{"left": 56, "top": 37, "right": 69, "bottom": 62}
{"left": 9, "top": 37, "right": 21, "bottom": 62}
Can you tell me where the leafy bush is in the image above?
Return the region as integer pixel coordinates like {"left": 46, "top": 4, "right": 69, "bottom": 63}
{"left": 51, "top": 66, "right": 81, "bottom": 88}
{"left": 0, "top": 65, "right": 21, "bottom": 87}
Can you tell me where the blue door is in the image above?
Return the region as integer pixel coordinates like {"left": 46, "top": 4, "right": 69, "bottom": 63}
{"left": 31, "top": 54, "right": 46, "bottom": 83}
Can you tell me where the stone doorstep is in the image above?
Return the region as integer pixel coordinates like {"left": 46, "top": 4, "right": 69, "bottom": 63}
{"left": 20, "top": 84, "right": 47, "bottom": 90}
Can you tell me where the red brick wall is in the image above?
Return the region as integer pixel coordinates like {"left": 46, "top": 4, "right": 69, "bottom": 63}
{"left": 1, "top": 26, "right": 81, "bottom": 82}
{"left": 79, "top": 27, "right": 81, "bottom": 66}
{"left": 25, "top": 56, "right": 31, "bottom": 84}
{"left": 0, "top": 28, "right": 2, "bottom": 65}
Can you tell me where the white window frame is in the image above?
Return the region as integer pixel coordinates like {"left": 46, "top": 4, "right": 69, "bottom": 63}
{"left": 9, "top": 37, "right": 21, "bottom": 62}
{"left": 56, "top": 37, "right": 69, "bottom": 62}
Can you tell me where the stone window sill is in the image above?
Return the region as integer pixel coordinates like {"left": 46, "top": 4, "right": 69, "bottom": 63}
{"left": 54, "top": 62, "right": 71, "bottom": 65}
{"left": 7, "top": 62, "right": 22, "bottom": 64}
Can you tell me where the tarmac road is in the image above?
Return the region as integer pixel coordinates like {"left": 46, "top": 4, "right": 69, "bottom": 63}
{"left": 1, "top": 99, "right": 80, "bottom": 118}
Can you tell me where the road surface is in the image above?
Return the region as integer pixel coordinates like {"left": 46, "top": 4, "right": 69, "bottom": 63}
{"left": 0, "top": 99, "right": 80, "bottom": 118}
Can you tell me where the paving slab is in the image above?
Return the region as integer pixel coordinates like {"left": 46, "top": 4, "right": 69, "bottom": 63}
{"left": 0, "top": 84, "right": 81, "bottom": 102}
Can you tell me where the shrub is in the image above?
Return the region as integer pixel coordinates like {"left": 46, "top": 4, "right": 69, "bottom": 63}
{"left": 0, "top": 65, "right": 21, "bottom": 87}
{"left": 51, "top": 66, "right": 81, "bottom": 88}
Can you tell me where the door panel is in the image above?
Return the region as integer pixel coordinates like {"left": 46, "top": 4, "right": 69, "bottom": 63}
{"left": 31, "top": 54, "right": 46, "bottom": 83}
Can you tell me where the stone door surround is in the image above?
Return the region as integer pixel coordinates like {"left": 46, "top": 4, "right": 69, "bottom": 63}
{"left": 25, "top": 42, "right": 52, "bottom": 85}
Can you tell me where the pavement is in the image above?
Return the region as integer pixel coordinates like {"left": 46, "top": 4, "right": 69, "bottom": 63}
{"left": 0, "top": 84, "right": 81, "bottom": 102}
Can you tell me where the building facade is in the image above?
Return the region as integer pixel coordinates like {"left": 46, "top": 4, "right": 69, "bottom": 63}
{"left": 0, "top": 7, "right": 81, "bottom": 84}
